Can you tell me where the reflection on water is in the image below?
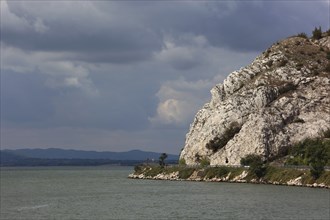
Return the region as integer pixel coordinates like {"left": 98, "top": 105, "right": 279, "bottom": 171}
{"left": 17, "top": 204, "right": 49, "bottom": 211}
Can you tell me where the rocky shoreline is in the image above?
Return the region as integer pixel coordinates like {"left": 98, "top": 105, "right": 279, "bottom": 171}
{"left": 128, "top": 168, "right": 330, "bottom": 189}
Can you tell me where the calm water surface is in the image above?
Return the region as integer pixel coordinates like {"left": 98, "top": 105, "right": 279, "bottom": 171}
{"left": 1, "top": 166, "right": 329, "bottom": 220}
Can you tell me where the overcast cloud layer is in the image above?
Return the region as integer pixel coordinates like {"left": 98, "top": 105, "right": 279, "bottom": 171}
{"left": 1, "top": 0, "right": 329, "bottom": 154}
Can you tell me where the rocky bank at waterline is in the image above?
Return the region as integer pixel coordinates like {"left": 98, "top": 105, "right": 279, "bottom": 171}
{"left": 128, "top": 166, "right": 330, "bottom": 189}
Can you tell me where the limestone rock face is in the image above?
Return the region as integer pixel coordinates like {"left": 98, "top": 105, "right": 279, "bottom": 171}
{"left": 180, "top": 36, "right": 330, "bottom": 165}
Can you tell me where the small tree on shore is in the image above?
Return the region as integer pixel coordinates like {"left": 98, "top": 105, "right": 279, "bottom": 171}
{"left": 307, "top": 141, "right": 327, "bottom": 179}
{"left": 159, "top": 153, "right": 168, "bottom": 168}
{"left": 310, "top": 161, "right": 325, "bottom": 179}
{"left": 241, "top": 154, "right": 267, "bottom": 178}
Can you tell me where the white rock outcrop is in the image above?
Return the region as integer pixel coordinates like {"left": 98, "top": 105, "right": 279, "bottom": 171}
{"left": 180, "top": 36, "right": 330, "bottom": 165}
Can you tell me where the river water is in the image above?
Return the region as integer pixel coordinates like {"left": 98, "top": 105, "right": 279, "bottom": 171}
{"left": 1, "top": 166, "right": 329, "bottom": 220}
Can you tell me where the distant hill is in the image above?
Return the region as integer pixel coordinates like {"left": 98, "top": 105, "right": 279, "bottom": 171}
{"left": 0, "top": 148, "right": 179, "bottom": 166}
{"left": 2, "top": 148, "right": 179, "bottom": 160}
{"left": 1, "top": 151, "right": 27, "bottom": 163}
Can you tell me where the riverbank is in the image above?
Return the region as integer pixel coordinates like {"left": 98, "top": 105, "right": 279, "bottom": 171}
{"left": 128, "top": 165, "right": 330, "bottom": 188}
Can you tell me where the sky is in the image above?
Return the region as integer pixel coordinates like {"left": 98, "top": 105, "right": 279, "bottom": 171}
{"left": 1, "top": 0, "right": 329, "bottom": 154}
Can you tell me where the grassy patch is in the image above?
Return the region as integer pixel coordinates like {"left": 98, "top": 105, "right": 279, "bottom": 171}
{"left": 264, "top": 166, "right": 304, "bottom": 182}
{"left": 228, "top": 167, "right": 246, "bottom": 179}
{"left": 296, "top": 32, "right": 308, "bottom": 39}
{"left": 316, "top": 171, "right": 330, "bottom": 185}
{"left": 178, "top": 167, "right": 195, "bottom": 179}
{"left": 163, "top": 166, "right": 180, "bottom": 174}
{"left": 144, "top": 166, "right": 164, "bottom": 177}
{"left": 301, "top": 173, "right": 315, "bottom": 185}
{"left": 205, "top": 167, "right": 230, "bottom": 179}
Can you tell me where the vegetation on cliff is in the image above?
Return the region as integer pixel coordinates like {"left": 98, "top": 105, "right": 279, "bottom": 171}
{"left": 285, "top": 138, "right": 330, "bottom": 179}
{"left": 131, "top": 163, "right": 330, "bottom": 187}
{"left": 132, "top": 136, "right": 330, "bottom": 187}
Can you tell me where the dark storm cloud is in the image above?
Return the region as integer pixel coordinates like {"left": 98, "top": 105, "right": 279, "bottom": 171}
{"left": 3, "top": 26, "right": 160, "bottom": 53}
{"left": 3, "top": 0, "right": 329, "bottom": 62}
{"left": 205, "top": 1, "right": 329, "bottom": 51}
{"left": 1, "top": 69, "right": 156, "bottom": 130}
{"left": 143, "top": 0, "right": 328, "bottom": 52}
{"left": 1, "top": 70, "right": 54, "bottom": 125}
{"left": 1, "top": 0, "right": 329, "bottom": 152}
{"left": 3, "top": 0, "right": 162, "bottom": 63}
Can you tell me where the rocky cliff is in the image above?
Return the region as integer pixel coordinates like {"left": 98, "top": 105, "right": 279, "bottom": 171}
{"left": 180, "top": 35, "right": 330, "bottom": 166}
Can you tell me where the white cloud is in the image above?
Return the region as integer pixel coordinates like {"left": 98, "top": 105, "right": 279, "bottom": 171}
{"left": 40, "top": 61, "right": 98, "bottom": 96}
{"left": 151, "top": 99, "right": 192, "bottom": 125}
{"left": 33, "top": 17, "right": 49, "bottom": 33}
{"left": 64, "top": 77, "right": 80, "bottom": 87}
{"left": 149, "top": 77, "right": 215, "bottom": 126}
{"left": 1, "top": 45, "right": 98, "bottom": 96}
{"left": 154, "top": 34, "right": 209, "bottom": 70}
{"left": 5, "top": 0, "right": 104, "bottom": 28}
{"left": 1, "top": 0, "right": 30, "bottom": 32}
{"left": 149, "top": 32, "right": 259, "bottom": 127}
{"left": 2, "top": 1, "right": 50, "bottom": 34}
{"left": 154, "top": 33, "right": 258, "bottom": 74}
